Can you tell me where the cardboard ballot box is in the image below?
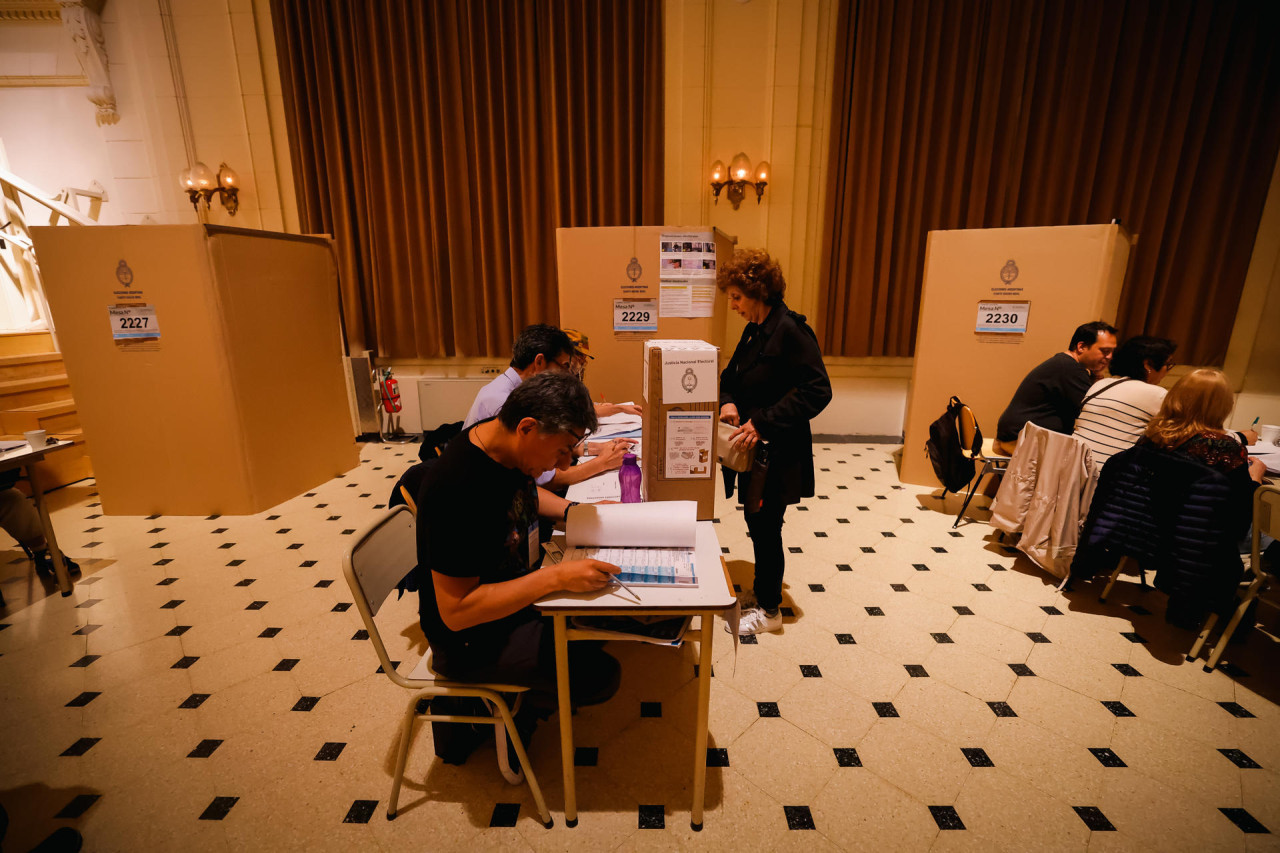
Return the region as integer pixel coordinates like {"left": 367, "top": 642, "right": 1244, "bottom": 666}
{"left": 640, "top": 340, "right": 719, "bottom": 519}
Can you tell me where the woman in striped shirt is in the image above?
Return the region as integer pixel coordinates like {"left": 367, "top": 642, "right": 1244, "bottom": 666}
{"left": 1073, "top": 335, "right": 1177, "bottom": 465}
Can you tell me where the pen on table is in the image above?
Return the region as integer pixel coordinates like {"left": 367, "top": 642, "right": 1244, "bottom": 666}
{"left": 1253, "top": 416, "right": 1260, "bottom": 427}
{"left": 611, "top": 575, "right": 641, "bottom": 600}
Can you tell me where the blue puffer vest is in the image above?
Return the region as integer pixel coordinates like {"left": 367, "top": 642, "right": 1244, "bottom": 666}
{"left": 1071, "top": 442, "right": 1252, "bottom": 612}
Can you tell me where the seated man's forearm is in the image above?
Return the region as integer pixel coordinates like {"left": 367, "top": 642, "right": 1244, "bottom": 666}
{"left": 547, "top": 456, "right": 609, "bottom": 487}
{"left": 434, "top": 568, "right": 562, "bottom": 632}
{"left": 537, "top": 485, "right": 571, "bottom": 520}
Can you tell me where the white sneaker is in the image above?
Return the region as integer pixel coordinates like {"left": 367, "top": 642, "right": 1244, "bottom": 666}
{"left": 735, "top": 606, "right": 783, "bottom": 635}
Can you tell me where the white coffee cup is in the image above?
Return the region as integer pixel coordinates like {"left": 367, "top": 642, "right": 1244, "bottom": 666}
{"left": 23, "top": 429, "right": 46, "bottom": 449}
{"left": 1260, "top": 424, "right": 1280, "bottom": 446}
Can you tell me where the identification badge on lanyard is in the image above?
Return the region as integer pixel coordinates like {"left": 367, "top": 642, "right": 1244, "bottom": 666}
{"left": 526, "top": 521, "right": 541, "bottom": 571}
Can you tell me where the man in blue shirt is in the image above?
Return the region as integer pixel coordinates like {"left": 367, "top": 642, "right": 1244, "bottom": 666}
{"left": 464, "top": 324, "right": 631, "bottom": 488}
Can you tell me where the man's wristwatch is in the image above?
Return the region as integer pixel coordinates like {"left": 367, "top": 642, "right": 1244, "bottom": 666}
{"left": 562, "top": 501, "right": 580, "bottom": 521}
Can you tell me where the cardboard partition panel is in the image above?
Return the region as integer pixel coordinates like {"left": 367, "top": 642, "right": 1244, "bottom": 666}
{"left": 641, "top": 340, "right": 719, "bottom": 519}
{"left": 900, "top": 224, "right": 1132, "bottom": 487}
{"left": 31, "top": 224, "right": 358, "bottom": 515}
{"left": 556, "top": 226, "right": 736, "bottom": 405}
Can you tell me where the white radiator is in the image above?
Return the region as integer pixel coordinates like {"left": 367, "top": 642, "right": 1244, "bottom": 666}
{"left": 416, "top": 378, "right": 493, "bottom": 432}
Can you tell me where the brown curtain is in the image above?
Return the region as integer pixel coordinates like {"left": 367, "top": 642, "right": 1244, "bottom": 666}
{"left": 818, "top": 0, "right": 1280, "bottom": 364}
{"left": 271, "top": 0, "right": 663, "bottom": 358}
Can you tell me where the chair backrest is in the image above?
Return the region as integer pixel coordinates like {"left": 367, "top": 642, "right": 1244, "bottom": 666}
{"left": 958, "top": 405, "right": 978, "bottom": 452}
{"left": 343, "top": 506, "right": 422, "bottom": 686}
{"left": 345, "top": 505, "right": 417, "bottom": 618}
{"left": 1256, "top": 484, "right": 1280, "bottom": 553}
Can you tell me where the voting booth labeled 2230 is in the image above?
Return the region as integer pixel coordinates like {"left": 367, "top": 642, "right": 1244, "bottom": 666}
{"left": 31, "top": 225, "right": 359, "bottom": 515}
{"left": 900, "top": 224, "right": 1132, "bottom": 487}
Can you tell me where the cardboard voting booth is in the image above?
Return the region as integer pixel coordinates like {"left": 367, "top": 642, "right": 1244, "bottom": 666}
{"left": 556, "top": 226, "right": 736, "bottom": 405}
{"left": 900, "top": 224, "right": 1132, "bottom": 487}
{"left": 641, "top": 340, "right": 719, "bottom": 519}
{"left": 31, "top": 224, "right": 359, "bottom": 515}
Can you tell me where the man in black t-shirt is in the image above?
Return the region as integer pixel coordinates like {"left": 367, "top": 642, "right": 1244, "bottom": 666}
{"left": 417, "top": 372, "right": 621, "bottom": 709}
{"left": 995, "top": 321, "right": 1118, "bottom": 453}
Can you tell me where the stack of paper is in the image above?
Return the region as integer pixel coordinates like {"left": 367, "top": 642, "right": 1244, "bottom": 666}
{"left": 564, "top": 501, "right": 698, "bottom": 587}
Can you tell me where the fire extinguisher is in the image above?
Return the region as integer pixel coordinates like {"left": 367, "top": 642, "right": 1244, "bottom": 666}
{"left": 378, "top": 369, "right": 402, "bottom": 414}
{"left": 372, "top": 367, "right": 412, "bottom": 443}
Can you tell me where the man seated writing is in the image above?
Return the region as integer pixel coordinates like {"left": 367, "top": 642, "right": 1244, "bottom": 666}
{"left": 464, "top": 323, "right": 632, "bottom": 488}
{"left": 418, "top": 372, "right": 622, "bottom": 713}
{"left": 994, "top": 321, "right": 1118, "bottom": 455}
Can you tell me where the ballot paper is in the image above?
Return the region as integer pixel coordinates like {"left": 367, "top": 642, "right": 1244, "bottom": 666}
{"left": 564, "top": 501, "right": 698, "bottom": 587}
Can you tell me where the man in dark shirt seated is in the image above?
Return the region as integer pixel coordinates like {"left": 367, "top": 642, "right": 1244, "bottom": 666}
{"left": 995, "top": 321, "right": 1118, "bottom": 455}
{"left": 417, "top": 371, "right": 622, "bottom": 716}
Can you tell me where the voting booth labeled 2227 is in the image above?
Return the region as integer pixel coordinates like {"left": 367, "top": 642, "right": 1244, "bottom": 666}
{"left": 900, "top": 224, "right": 1133, "bottom": 487}
{"left": 31, "top": 225, "right": 359, "bottom": 516}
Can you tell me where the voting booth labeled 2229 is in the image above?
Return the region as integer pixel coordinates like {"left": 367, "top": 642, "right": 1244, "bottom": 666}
{"left": 31, "top": 225, "right": 359, "bottom": 516}
{"left": 558, "top": 226, "right": 737, "bottom": 519}
{"left": 900, "top": 223, "right": 1133, "bottom": 487}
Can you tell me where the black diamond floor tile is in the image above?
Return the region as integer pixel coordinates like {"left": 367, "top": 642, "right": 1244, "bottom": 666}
{"left": 757, "top": 702, "right": 780, "bottom": 718}
{"left": 188, "top": 739, "right": 223, "bottom": 758}
{"left": 1073, "top": 806, "right": 1116, "bottom": 831}
{"left": 344, "top": 800, "right": 379, "bottom": 824}
{"left": 783, "top": 805, "right": 815, "bottom": 830}
{"left": 490, "top": 802, "right": 521, "bottom": 828}
{"left": 929, "top": 805, "right": 965, "bottom": 830}
{"left": 640, "top": 701, "right": 662, "bottom": 717}
{"left": 835, "top": 634, "right": 857, "bottom": 645}
{"left": 55, "top": 793, "right": 100, "bottom": 819}
{"left": 987, "top": 702, "right": 1017, "bottom": 717}
{"left": 962, "top": 747, "right": 993, "bottom": 767}
{"left": 638, "top": 804, "right": 665, "bottom": 829}
{"left": 1111, "top": 663, "right": 1142, "bottom": 676}
{"left": 904, "top": 664, "right": 929, "bottom": 677}
{"left": 60, "top": 737, "right": 100, "bottom": 757}
{"left": 1102, "top": 701, "right": 1136, "bottom": 717}
{"left": 1009, "top": 663, "right": 1035, "bottom": 676}
{"left": 315, "top": 742, "right": 346, "bottom": 761}
{"left": 834, "top": 747, "right": 862, "bottom": 767}
{"left": 292, "top": 696, "right": 320, "bottom": 712}
{"left": 707, "top": 747, "right": 729, "bottom": 767}
{"left": 1088, "top": 747, "right": 1127, "bottom": 767}
{"left": 65, "top": 691, "right": 101, "bottom": 707}
{"left": 873, "top": 702, "right": 899, "bottom": 718}
{"left": 575, "top": 747, "right": 598, "bottom": 766}
{"left": 179, "top": 694, "right": 210, "bottom": 709}
{"left": 1219, "top": 808, "right": 1269, "bottom": 833}
{"left": 1218, "top": 702, "right": 1256, "bottom": 718}
{"left": 1218, "top": 748, "right": 1261, "bottom": 769}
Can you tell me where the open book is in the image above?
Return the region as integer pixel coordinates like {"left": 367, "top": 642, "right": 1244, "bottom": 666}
{"left": 564, "top": 501, "right": 698, "bottom": 587}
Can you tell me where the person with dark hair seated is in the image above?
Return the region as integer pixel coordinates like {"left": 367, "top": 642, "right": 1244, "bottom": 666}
{"left": 995, "top": 321, "right": 1118, "bottom": 456}
{"left": 1073, "top": 369, "right": 1265, "bottom": 628}
{"left": 1073, "top": 335, "right": 1177, "bottom": 464}
{"left": 417, "top": 372, "right": 623, "bottom": 713}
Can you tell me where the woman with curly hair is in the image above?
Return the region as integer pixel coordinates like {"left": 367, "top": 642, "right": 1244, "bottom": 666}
{"left": 718, "top": 249, "right": 832, "bottom": 635}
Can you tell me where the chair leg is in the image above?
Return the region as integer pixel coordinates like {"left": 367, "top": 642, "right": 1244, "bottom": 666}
{"left": 1203, "top": 578, "right": 1266, "bottom": 671}
{"left": 1099, "top": 557, "right": 1129, "bottom": 603}
{"left": 1188, "top": 613, "right": 1217, "bottom": 663}
{"left": 491, "top": 696, "right": 552, "bottom": 827}
{"left": 953, "top": 464, "right": 989, "bottom": 528}
{"left": 387, "top": 694, "right": 421, "bottom": 819}
{"left": 488, "top": 700, "right": 525, "bottom": 786}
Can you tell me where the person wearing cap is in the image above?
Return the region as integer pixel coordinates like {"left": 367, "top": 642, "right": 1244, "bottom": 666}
{"left": 563, "top": 328, "right": 642, "bottom": 418}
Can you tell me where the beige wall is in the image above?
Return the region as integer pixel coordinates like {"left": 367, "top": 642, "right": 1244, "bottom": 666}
{"left": 0, "top": 0, "right": 296, "bottom": 230}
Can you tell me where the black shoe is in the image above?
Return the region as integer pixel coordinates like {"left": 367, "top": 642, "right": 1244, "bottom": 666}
{"left": 33, "top": 551, "right": 80, "bottom": 578}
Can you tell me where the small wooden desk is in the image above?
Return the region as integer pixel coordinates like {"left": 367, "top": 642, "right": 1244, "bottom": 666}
{"left": 535, "top": 521, "right": 735, "bottom": 829}
{"left": 0, "top": 440, "right": 76, "bottom": 596}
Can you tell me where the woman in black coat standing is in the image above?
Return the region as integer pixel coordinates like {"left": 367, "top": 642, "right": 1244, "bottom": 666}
{"left": 719, "top": 249, "right": 832, "bottom": 635}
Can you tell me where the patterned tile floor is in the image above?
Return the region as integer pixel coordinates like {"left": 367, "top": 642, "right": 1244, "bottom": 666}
{"left": 1, "top": 441, "right": 1278, "bottom": 851}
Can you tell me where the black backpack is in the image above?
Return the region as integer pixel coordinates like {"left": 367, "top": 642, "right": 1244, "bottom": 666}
{"left": 925, "top": 396, "right": 980, "bottom": 494}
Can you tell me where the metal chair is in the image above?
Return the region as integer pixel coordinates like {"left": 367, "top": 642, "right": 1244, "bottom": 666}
{"left": 953, "top": 406, "right": 1012, "bottom": 528}
{"left": 1188, "top": 484, "right": 1279, "bottom": 671}
{"left": 342, "top": 505, "right": 552, "bottom": 825}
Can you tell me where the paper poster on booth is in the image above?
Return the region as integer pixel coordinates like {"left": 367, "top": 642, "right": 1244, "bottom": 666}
{"left": 660, "top": 349, "right": 717, "bottom": 404}
{"left": 664, "top": 411, "right": 714, "bottom": 479}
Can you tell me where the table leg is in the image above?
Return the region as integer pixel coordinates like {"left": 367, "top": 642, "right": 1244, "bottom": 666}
{"left": 554, "top": 614, "right": 577, "bottom": 826}
{"left": 29, "top": 476, "right": 71, "bottom": 596}
{"left": 691, "top": 611, "right": 714, "bottom": 830}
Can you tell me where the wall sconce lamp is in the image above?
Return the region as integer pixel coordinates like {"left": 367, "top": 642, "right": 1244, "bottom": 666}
{"left": 180, "top": 161, "right": 240, "bottom": 216}
{"left": 710, "top": 153, "right": 769, "bottom": 209}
